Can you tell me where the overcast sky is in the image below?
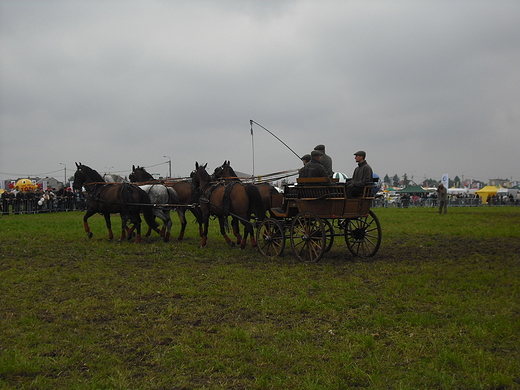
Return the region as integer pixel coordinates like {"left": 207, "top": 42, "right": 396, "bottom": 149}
{"left": 1, "top": 0, "right": 519, "bottom": 185}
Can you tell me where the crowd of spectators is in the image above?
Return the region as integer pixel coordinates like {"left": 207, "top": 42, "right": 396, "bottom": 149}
{"left": 1, "top": 187, "right": 85, "bottom": 215}
{"left": 372, "top": 191, "right": 520, "bottom": 208}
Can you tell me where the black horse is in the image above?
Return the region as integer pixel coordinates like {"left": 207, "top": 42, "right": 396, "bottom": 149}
{"left": 73, "top": 163, "right": 159, "bottom": 242}
{"left": 192, "top": 162, "right": 265, "bottom": 249}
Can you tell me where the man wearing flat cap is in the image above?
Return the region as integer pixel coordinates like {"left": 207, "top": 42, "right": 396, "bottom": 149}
{"left": 347, "top": 150, "right": 373, "bottom": 197}
{"left": 298, "top": 154, "right": 311, "bottom": 175}
{"left": 299, "top": 150, "right": 329, "bottom": 180}
{"left": 314, "top": 144, "right": 333, "bottom": 177}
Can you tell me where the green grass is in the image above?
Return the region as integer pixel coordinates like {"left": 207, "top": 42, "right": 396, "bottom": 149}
{"left": 1, "top": 207, "right": 519, "bottom": 389}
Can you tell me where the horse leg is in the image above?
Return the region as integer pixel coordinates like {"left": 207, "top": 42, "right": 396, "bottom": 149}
{"left": 176, "top": 209, "right": 187, "bottom": 240}
{"left": 239, "top": 220, "right": 252, "bottom": 250}
{"left": 101, "top": 213, "right": 115, "bottom": 240}
{"left": 145, "top": 209, "right": 161, "bottom": 237}
{"left": 200, "top": 215, "right": 210, "bottom": 248}
{"left": 83, "top": 208, "right": 96, "bottom": 239}
{"left": 247, "top": 221, "right": 258, "bottom": 249}
{"left": 231, "top": 217, "right": 242, "bottom": 245}
{"left": 127, "top": 211, "right": 142, "bottom": 243}
{"left": 118, "top": 214, "right": 127, "bottom": 241}
{"left": 219, "top": 216, "right": 235, "bottom": 247}
{"left": 157, "top": 209, "right": 172, "bottom": 242}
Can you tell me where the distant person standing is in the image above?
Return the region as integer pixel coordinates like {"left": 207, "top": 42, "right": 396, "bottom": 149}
{"left": 436, "top": 183, "right": 448, "bottom": 214}
{"left": 314, "top": 144, "right": 333, "bottom": 177}
{"left": 346, "top": 151, "right": 373, "bottom": 198}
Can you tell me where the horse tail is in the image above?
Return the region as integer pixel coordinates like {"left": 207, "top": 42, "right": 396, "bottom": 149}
{"left": 246, "top": 183, "right": 266, "bottom": 221}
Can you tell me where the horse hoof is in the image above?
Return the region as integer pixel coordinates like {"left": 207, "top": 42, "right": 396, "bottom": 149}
{"left": 87, "top": 232, "right": 93, "bottom": 239}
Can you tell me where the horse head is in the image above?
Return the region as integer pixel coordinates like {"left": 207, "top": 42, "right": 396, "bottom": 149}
{"left": 73, "top": 163, "right": 105, "bottom": 190}
{"left": 213, "top": 160, "right": 237, "bottom": 181}
{"left": 130, "top": 165, "right": 153, "bottom": 182}
{"left": 193, "top": 162, "right": 210, "bottom": 189}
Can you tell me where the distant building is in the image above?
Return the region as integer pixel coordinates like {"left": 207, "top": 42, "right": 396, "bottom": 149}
{"left": 489, "top": 178, "right": 511, "bottom": 188}
{"left": 36, "top": 177, "right": 62, "bottom": 190}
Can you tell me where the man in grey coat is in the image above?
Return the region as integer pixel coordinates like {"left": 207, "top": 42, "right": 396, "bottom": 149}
{"left": 347, "top": 150, "right": 373, "bottom": 197}
{"left": 314, "top": 144, "right": 333, "bottom": 177}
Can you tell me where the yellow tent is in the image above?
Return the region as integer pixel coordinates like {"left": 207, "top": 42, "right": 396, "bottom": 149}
{"left": 475, "top": 186, "right": 498, "bottom": 204}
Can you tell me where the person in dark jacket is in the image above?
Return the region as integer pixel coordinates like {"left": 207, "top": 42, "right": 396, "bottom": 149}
{"left": 314, "top": 144, "right": 333, "bottom": 177}
{"left": 347, "top": 150, "right": 373, "bottom": 197}
{"left": 299, "top": 150, "right": 330, "bottom": 180}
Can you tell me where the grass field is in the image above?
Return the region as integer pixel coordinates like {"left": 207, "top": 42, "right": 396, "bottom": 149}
{"left": 1, "top": 207, "right": 519, "bottom": 389}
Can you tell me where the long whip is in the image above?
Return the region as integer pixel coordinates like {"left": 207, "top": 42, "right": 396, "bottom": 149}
{"left": 250, "top": 119, "right": 302, "bottom": 178}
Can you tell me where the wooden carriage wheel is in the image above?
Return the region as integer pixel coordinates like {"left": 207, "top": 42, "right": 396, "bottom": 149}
{"left": 290, "top": 211, "right": 326, "bottom": 262}
{"left": 323, "top": 218, "right": 335, "bottom": 253}
{"left": 344, "top": 210, "right": 382, "bottom": 257}
{"left": 256, "top": 218, "right": 286, "bottom": 257}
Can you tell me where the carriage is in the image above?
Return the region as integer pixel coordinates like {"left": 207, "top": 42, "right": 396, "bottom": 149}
{"left": 255, "top": 177, "right": 382, "bottom": 262}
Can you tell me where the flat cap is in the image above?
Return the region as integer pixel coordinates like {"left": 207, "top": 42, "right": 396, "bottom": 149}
{"left": 301, "top": 154, "right": 311, "bottom": 162}
{"left": 311, "top": 150, "right": 323, "bottom": 157}
{"left": 354, "top": 150, "right": 366, "bottom": 158}
{"left": 314, "top": 144, "right": 325, "bottom": 151}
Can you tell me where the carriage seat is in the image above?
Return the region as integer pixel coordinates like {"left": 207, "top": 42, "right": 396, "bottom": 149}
{"left": 296, "top": 177, "right": 338, "bottom": 185}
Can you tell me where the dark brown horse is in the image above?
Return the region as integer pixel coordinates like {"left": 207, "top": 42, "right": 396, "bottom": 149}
{"left": 129, "top": 165, "right": 203, "bottom": 240}
{"left": 73, "top": 163, "right": 159, "bottom": 242}
{"left": 212, "top": 160, "right": 279, "bottom": 217}
{"left": 192, "top": 162, "right": 265, "bottom": 249}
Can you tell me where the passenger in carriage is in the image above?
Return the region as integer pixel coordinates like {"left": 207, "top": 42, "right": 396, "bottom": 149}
{"left": 298, "top": 154, "right": 311, "bottom": 175}
{"left": 298, "top": 150, "right": 331, "bottom": 183}
{"left": 346, "top": 150, "right": 373, "bottom": 198}
{"left": 314, "top": 144, "right": 333, "bottom": 177}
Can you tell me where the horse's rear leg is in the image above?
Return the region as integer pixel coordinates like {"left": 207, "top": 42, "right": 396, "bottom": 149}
{"left": 160, "top": 210, "right": 172, "bottom": 242}
{"left": 102, "top": 213, "right": 115, "bottom": 240}
{"left": 231, "top": 217, "right": 242, "bottom": 245}
{"left": 219, "top": 217, "right": 235, "bottom": 247}
{"left": 126, "top": 213, "right": 142, "bottom": 243}
{"left": 176, "top": 209, "right": 187, "bottom": 240}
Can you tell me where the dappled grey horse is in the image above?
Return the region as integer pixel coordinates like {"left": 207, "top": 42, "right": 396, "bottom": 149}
{"left": 138, "top": 184, "right": 179, "bottom": 242}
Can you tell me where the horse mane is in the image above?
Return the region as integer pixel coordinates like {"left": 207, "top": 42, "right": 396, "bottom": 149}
{"left": 78, "top": 163, "right": 104, "bottom": 183}
{"left": 223, "top": 161, "right": 237, "bottom": 178}
{"left": 131, "top": 165, "right": 154, "bottom": 181}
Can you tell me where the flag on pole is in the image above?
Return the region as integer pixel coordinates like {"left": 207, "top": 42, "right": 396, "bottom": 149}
{"left": 441, "top": 173, "right": 449, "bottom": 188}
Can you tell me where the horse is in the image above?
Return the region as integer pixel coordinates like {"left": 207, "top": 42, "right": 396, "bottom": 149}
{"left": 192, "top": 162, "right": 266, "bottom": 249}
{"left": 212, "top": 160, "right": 279, "bottom": 217}
{"left": 137, "top": 184, "right": 179, "bottom": 242}
{"left": 72, "top": 163, "right": 159, "bottom": 243}
{"left": 129, "top": 165, "right": 203, "bottom": 240}
{"left": 103, "top": 173, "right": 126, "bottom": 183}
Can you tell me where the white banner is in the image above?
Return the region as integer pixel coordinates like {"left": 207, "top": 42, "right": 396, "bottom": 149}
{"left": 441, "top": 173, "right": 449, "bottom": 188}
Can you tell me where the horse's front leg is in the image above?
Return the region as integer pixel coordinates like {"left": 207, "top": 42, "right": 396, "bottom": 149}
{"left": 199, "top": 206, "right": 213, "bottom": 248}
{"left": 83, "top": 208, "right": 96, "bottom": 239}
{"left": 200, "top": 216, "right": 210, "bottom": 248}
